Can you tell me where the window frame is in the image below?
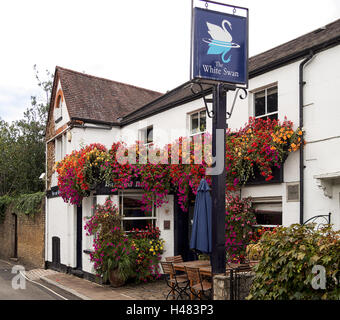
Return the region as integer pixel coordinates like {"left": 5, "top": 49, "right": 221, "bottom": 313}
{"left": 118, "top": 190, "right": 157, "bottom": 232}
{"left": 253, "top": 210, "right": 282, "bottom": 228}
{"left": 252, "top": 198, "right": 282, "bottom": 228}
{"left": 55, "top": 133, "right": 66, "bottom": 162}
{"left": 139, "top": 125, "right": 154, "bottom": 148}
{"left": 54, "top": 92, "right": 63, "bottom": 123}
{"left": 189, "top": 109, "right": 207, "bottom": 137}
{"left": 55, "top": 136, "right": 63, "bottom": 162}
{"left": 253, "top": 85, "right": 278, "bottom": 120}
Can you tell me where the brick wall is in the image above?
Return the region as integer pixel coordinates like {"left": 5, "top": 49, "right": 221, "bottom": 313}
{"left": 0, "top": 209, "right": 15, "bottom": 259}
{"left": 46, "top": 104, "right": 56, "bottom": 190}
{"left": 47, "top": 141, "right": 55, "bottom": 190}
{"left": 0, "top": 199, "right": 45, "bottom": 268}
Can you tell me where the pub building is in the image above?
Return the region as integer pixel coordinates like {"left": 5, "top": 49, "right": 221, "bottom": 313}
{"left": 45, "top": 18, "right": 340, "bottom": 279}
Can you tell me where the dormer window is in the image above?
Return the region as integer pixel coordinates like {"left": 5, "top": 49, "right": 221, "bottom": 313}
{"left": 54, "top": 90, "right": 63, "bottom": 123}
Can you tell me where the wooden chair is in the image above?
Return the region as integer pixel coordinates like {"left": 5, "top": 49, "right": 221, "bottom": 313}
{"left": 160, "top": 261, "right": 190, "bottom": 300}
{"left": 184, "top": 266, "right": 212, "bottom": 300}
{"left": 165, "top": 255, "right": 184, "bottom": 263}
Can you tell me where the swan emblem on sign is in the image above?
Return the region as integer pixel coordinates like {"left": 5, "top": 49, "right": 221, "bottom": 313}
{"left": 203, "top": 19, "right": 240, "bottom": 63}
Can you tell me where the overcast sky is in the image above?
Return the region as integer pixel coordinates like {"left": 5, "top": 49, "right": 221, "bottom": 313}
{"left": 0, "top": 0, "right": 339, "bottom": 122}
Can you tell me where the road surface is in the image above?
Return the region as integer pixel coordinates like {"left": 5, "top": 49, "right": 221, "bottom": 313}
{"left": 0, "top": 259, "right": 80, "bottom": 300}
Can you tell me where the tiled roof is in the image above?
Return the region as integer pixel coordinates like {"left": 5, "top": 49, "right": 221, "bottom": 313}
{"left": 249, "top": 18, "right": 340, "bottom": 77}
{"left": 121, "top": 82, "right": 214, "bottom": 125}
{"left": 52, "top": 66, "right": 162, "bottom": 125}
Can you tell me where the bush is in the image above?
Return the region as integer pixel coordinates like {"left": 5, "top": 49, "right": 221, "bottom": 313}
{"left": 247, "top": 224, "right": 340, "bottom": 300}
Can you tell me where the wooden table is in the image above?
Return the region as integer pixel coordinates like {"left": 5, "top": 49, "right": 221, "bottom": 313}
{"left": 173, "top": 260, "right": 255, "bottom": 276}
{"left": 172, "top": 260, "right": 256, "bottom": 299}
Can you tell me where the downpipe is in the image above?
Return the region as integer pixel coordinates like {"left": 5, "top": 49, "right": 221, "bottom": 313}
{"left": 299, "top": 51, "right": 314, "bottom": 224}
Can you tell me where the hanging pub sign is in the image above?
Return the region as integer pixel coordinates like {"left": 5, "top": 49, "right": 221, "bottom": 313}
{"left": 191, "top": 6, "right": 248, "bottom": 86}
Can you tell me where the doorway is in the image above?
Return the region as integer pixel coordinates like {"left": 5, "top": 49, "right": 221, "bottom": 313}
{"left": 173, "top": 196, "right": 196, "bottom": 261}
{"left": 76, "top": 205, "right": 83, "bottom": 270}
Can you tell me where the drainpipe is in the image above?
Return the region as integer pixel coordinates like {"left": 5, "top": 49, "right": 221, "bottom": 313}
{"left": 299, "top": 51, "right": 314, "bottom": 224}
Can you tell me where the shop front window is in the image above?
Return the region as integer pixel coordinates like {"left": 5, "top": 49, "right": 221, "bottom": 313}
{"left": 118, "top": 191, "right": 156, "bottom": 231}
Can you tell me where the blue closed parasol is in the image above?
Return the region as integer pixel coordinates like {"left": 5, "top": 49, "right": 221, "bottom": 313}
{"left": 190, "top": 178, "right": 212, "bottom": 254}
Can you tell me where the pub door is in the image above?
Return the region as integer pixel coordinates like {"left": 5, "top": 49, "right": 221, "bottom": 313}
{"left": 173, "top": 196, "right": 196, "bottom": 261}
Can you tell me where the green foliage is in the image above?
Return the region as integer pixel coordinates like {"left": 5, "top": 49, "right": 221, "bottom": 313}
{"left": 0, "top": 192, "right": 44, "bottom": 223}
{"left": 129, "top": 234, "right": 164, "bottom": 282}
{"left": 85, "top": 200, "right": 164, "bottom": 284}
{"left": 0, "top": 195, "right": 12, "bottom": 223}
{"left": 0, "top": 66, "right": 52, "bottom": 196}
{"left": 12, "top": 192, "right": 45, "bottom": 217}
{"left": 247, "top": 224, "right": 340, "bottom": 300}
{"left": 84, "top": 199, "right": 134, "bottom": 283}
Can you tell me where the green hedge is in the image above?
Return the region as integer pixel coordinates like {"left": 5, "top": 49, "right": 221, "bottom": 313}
{"left": 0, "top": 192, "right": 45, "bottom": 223}
{"left": 247, "top": 224, "right": 340, "bottom": 300}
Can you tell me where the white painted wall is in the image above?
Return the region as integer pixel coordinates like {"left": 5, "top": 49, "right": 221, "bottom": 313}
{"left": 46, "top": 197, "right": 76, "bottom": 267}
{"left": 156, "top": 195, "right": 174, "bottom": 259}
{"left": 68, "top": 126, "right": 120, "bottom": 153}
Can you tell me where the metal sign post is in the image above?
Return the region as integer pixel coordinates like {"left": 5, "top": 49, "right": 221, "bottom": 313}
{"left": 211, "top": 83, "right": 227, "bottom": 274}
{"left": 190, "top": 0, "right": 249, "bottom": 276}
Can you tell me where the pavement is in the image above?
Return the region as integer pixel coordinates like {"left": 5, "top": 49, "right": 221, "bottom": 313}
{"left": 0, "top": 258, "right": 168, "bottom": 300}
{"left": 39, "top": 272, "right": 168, "bottom": 300}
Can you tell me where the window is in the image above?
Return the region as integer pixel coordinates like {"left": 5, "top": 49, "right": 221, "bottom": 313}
{"left": 189, "top": 110, "right": 206, "bottom": 136}
{"left": 91, "top": 195, "right": 97, "bottom": 215}
{"left": 254, "top": 85, "right": 278, "bottom": 120}
{"left": 119, "top": 191, "right": 156, "bottom": 232}
{"left": 253, "top": 200, "right": 282, "bottom": 227}
{"left": 54, "top": 94, "right": 63, "bottom": 122}
{"left": 55, "top": 133, "right": 66, "bottom": 162}
{"left": 56, "top": 136, "right": 62, "bottom": 162}
{"left": 139, "top": 125, "right": 153, "bottom": 147}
